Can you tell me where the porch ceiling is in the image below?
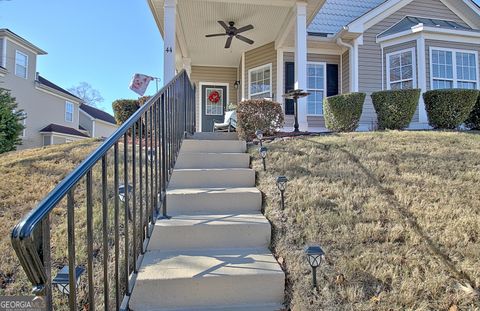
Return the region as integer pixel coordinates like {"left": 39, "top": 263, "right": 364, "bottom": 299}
{"left": 149, "top": 0, "right": 325, "bottom": 67}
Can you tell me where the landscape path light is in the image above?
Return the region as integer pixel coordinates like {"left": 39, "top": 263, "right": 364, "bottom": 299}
{"left": 259, "top": 146, "right": 267, "bottom": 171}
{"left": 276, "top": 176, "right": 288, "bottom": 210}
{"left": 255, "top": 130, "right": 263, "bottom": 146}
{"left": 304, "top": 245, "right": 325, "bottom": 290}
{"left": 147, "top": 148, "right": 156, "bottom": 162}
{"left": 119, "top": 184, "right": 133, "bottom": 220}
{"left": 52, "top": 266, "right": 85, "bottom": 296}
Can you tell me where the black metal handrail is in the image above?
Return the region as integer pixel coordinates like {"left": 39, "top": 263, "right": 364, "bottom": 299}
{"left": 11, "top": 70, "right": 196, "bottom": 310}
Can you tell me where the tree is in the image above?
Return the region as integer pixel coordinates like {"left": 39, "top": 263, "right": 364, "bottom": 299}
{"left": 0, "top": 88, "right": 25, "bottom": 153}
{"left": 68, "top": 82, "right": 104, "bottom": 107}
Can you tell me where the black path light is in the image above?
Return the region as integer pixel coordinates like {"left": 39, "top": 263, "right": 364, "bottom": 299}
{"left": 52, "top": 266, "right": 85, "bottom": 296}
{"left": 119, "top": 184, "right": 133, "bottom": 220}
{"left": 259, "top": 146, "right": 267, "bottom": 171}
{"left": 283, "top": 89, "right": 310, "bottom": 132}
{"left": 147, "top": 148, "right": 156, "bottom": 162}
{"left": 304, "top": 245, "right": 325, "bottom": 290}
{"left": 276, "top": 176, "right": 288, "bottom": 210}
{"left": 255, "top": 130, "right": 263, "bottom": 146}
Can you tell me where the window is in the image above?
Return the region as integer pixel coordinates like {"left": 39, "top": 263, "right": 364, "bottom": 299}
{"left": 0, "top": 38, "right": 5, "bottom": 68}
{"left": 386, "top": 48, "right": 416, "bottom": 90}
{"left": 307, "top": 62, "right": 326, "bottom": 115}
{"left": 65, "top": 101, "right": 74, "bottom": 122}
{"left": 249, "top": 64, "right": 272, "bottom": 99}
{"left": 431, "top": 48, "right": 478, "bottom": 90}
{"left": 15, "top": 50, "right": 28, "bottom": 79}
{"left": 205, "top": 87, "right": 224, "bottom": 115}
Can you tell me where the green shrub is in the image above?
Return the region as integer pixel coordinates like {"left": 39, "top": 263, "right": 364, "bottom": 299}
{"left": 112, "top": 99, "right": 140, "bottom": 125}
{"left": 0, "top": 88, "right": 25, "bottom": 154}
{"left": 323, "top": 92, "right": 365, "bottom": 132}
{"left": 236, "top": 99, "right": 284, "bottom": 140}
{"left": 371, "top": 89, "right": 420, "bottom": 130}
{"left": 423, "top": 89, "right": 479, "bottom": 129}
{"left": 465, "top": 95, "right": 480, "bottom": 130}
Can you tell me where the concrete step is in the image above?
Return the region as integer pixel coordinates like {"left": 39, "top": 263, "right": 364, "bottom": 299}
{"left": 181, "top": 140, "right": 246, "bottom": 153}
{"left": 166, "top": 187, "right": 261, "bottom": 215}
{"left": 175, "top": 152, "right": 250, "bottom": 169}
{"left": 169, "top": 168, "right": 255, "bottom": 189}
{"left": 191, "top": 132, "right": 239, "bottom": 140}
{"left": 149, "top": 213, "right": 271, "bottom": 251}
{"left": 130, "top": 303, "right": 284, "bottom": 311}
{"left": 129, "top": 248, "right": 285, "bottom": 310}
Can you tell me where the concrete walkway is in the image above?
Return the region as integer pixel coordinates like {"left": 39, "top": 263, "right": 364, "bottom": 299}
{"left": 130, "top": 132, "right": 285, "bottom": 310}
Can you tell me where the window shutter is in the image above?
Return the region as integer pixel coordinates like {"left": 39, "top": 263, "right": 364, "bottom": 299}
{"left": 326, "top": 64, "right": 339, "bottom": 97}
{"left": 285, "top": 62, "right": 295, "bottom": 115}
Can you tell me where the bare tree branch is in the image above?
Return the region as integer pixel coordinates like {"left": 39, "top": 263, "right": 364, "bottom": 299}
{"left": 68, "top": 82, "right": 104, "bottom": 107}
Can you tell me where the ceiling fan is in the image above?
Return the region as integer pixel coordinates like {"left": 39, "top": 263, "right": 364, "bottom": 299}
{"left": 205, "top": 21, "right": 254, "bottom": 49}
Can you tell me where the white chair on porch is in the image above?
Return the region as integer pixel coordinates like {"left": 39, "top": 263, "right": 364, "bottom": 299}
{"left": 213, "top": 110, "right": 237, "bottom": 132}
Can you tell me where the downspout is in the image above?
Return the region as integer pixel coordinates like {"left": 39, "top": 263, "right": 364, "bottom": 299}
{"left": 336, "top": 36, "right": 355, "bottom": 93}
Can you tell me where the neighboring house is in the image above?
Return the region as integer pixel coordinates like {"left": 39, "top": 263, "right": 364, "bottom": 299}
{"left": 149, "top": 0, "right": 480, "bottom": 131}
{"left": 0, "top": 29, "right": 116, "bottom": 148}
{"left": 79, "top": 103, "right": 118, "bottom": 139}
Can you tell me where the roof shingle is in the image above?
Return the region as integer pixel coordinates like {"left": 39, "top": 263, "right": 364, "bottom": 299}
{"left": 80, "top": 104, "right": 117, "bottom": 124}
{"left": 37, "top": 75, "right": 81, "bottom": 101}
{"left": 39, "top": 123, "right": 89, "bottom": 137}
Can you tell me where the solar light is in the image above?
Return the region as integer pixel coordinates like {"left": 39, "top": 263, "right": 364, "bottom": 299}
{"left": 118, "top": 184, "right": 133, "bottom": 220}
{"left": 259, "top": 146, "right": 267, "bottom": 171}
{"left": 52, "top": 266, "right": 85, "bottom": 296}
{"left": 276, "top": 176, "right": 288, "bottom": 209}
{"left": 255, "top": 130, "right": 263, "bottom": 146}
{"left": 147, "top": 148, "right": 156, "bottom": 162}
{"left": 304, "top": 245, "right": 325, "bottom": 290}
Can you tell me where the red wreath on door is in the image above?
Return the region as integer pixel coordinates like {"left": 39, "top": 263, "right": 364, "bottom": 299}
{"left": 208, "top": 90, "right": 221, "bottom": 103}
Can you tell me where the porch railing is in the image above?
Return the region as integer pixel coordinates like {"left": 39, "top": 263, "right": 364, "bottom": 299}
{"left": 11, "top": 70, "right": 195, "bottom": 310}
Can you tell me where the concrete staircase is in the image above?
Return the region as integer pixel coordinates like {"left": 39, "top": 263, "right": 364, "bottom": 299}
{"left": 129, "top": 132, "right": 285, "bottom": 311}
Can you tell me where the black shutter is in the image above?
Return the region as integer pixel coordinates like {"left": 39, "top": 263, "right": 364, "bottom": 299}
{"left": 285, "top": 62, "right": 295, "bottom": 115}
{"left": 326, "top": 64, "right": 339, "bottom": 97}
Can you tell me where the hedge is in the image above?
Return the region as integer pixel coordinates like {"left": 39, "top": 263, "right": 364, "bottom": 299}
{"left": 465, "top": 95, "right": 480, "bottom": 130}
{"left": 324, "top": 92, "right": 365, "bottom": 132}
{"left": 112, "top": 96, "right": 150, "bottom": 125}
{"left": 423, "top": 89, "right": 479, "bottom": 129}
{"left": 236, "top": 99, "right": 284, "bottom": 140}
{"left": 371, "top": 89, "right": 420, "bottom": 130}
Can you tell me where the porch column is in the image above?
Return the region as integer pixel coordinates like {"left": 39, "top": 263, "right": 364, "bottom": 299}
{"left": 351, "top": 35, "right": 362, "bottom": 92}
{"left": 182, "top": 57, "right": 192, "bottom": 76}
{"left": 164, "top": 0, "right": 177, "bottom": 83}
{"left": 294, "top": 1, "right": 308, "bottom": 131}
{"left": 416, "top": 35, "right": 428, "bottom": 123}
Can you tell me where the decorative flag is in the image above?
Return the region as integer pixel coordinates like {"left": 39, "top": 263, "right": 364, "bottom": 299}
{"left": 129, "top": 74, "right": 154, "bottom": 96}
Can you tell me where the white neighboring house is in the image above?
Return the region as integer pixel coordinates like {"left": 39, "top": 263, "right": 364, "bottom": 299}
{"left": 79, "top": 103, "right": 118, "bottom": 139}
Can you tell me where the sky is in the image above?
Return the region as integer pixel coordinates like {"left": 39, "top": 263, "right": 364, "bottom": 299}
{"left": 0, "top": 0, "right": 164, "bottom": 114}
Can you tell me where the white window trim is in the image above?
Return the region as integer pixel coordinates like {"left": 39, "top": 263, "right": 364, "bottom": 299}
{"left": 306, "top": 61, "right": 327, "bottom": 116}
{"left": 0, "top": 38, "right": 6, "bottom": 68}
{"left": 429, "top": 46, "right": 480, "bottom": 90}
{"left": 65, "top": 101, "right": 74, "bottom": 122}
{"left": 385, "top": 47, "right": 417, "bottom": 90}
{"left": 15, "top": 50, "right": 28, "bottom": 79}
{"left": 248, "top": 63, "right": 272, "bottom": 99}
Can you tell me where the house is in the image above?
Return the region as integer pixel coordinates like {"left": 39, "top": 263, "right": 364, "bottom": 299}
{"left": 0, "top": 29, "right": 117, "bottom": 149}
{"left": 148, "top": 0, "right": 480, "bottom": 132}
{"left": 79, "top": 103, "right": 118, "bottom": 139}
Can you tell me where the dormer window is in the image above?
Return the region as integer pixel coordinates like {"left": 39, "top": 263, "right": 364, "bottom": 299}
{"left": 15, "top": 50, "right": 28, "bottom": 79}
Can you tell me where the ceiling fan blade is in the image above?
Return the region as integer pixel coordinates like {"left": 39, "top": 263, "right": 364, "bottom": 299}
{"left": 206, "top": 33, "right": 227, "bottom": 37}
{"left": 218, "top": 21, "right": 229, "bottom": 31}
{"left": 236, "top": 35, "right": 254, "bottom": 45}
{"left": 225, "top": 36, "right": 233, "bottom": 49}
{"left": 236, "top": 24, "right": 254, "bottom": 34}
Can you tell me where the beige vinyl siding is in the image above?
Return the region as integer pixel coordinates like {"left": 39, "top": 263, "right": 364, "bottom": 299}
{"left": 342, "top": 50, "right": 349, "bottom": 94}
{"left": 383, "top": 41, "right": 420, "bottom": 122}
{"left": 358, "top": 0, "right": 469, "bottom": 129}
{"left": 244, "top": 42, "right": 277, "bottom": 100}
{"left": 52, "top": 136, "right": 67, "bottom": 145}
{"left": 93, "top": 121, "right": 117, "bottom": 139}
{"left": 190, "top": 66, "right": 238, "bottom": 131}
{"left": 425, "top": 40, "right": 480, "bottom": 91}
{"left": 284, "top": 52, "right": 341, "bottom": 128}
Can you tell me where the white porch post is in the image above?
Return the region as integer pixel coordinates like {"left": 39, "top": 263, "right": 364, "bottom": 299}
{"left": 182, "top": 57, "right": 192, "bottom": 76}
{"left": 351, "top": 35, "right": 362, "bottom": 92}
{"left": 164, "top": 0, "right": 177, "bottom": 83}
{"left": 416, "top": 35, "right": 428, "bottom": 123}
{"left": 276, "top": 48, "right": 284, "bottom": 107}
{"left": 294, "top": 1, "right": 308, "bottom": 131}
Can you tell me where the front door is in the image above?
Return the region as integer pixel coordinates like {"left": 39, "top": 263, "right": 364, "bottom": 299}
{"left": 201, "top": 85, "right": 227, "bottom": 132}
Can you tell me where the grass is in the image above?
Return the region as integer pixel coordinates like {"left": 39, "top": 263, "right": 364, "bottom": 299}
{"left": 251, "top": 131, "right": 480, "bottom": 311}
